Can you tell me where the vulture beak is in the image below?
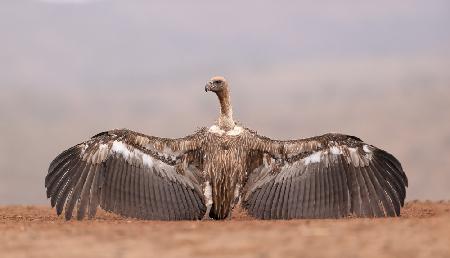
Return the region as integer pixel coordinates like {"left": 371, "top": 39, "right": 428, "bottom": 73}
{"left": 205, "top": 82, "right": 212, "bottom": 92}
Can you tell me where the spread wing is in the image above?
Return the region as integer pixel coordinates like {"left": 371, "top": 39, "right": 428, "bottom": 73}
{"left": 45, "top": 129, "right": 207, "bottom": 220}
{"left": 243, "top": 133, "right": 408, "bottom": 219}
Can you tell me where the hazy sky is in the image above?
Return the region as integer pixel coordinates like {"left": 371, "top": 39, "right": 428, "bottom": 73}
{"left": 0, "top": 0, "right": 449, "bottom": 204}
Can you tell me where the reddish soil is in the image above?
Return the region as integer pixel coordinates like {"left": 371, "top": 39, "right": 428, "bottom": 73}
{"left": 1, "top": 202, "right": 450, "bottom": 258}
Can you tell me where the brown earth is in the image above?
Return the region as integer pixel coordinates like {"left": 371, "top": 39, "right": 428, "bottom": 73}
{"left": 1, "top": 202, "right": 450, "bottom": 258}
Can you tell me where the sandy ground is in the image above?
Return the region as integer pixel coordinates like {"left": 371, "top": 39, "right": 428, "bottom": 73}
{"left": 1, "top": 202, "right": 449, "bottom": 258}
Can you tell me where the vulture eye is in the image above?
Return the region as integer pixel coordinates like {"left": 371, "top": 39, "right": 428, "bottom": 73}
{"left": 214, "top": 80, "right": 221, "bottom": 84}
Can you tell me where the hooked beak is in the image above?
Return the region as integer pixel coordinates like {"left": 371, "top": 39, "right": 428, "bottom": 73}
{"left": 205, "top": 82, "right": 212, "bottom": 92}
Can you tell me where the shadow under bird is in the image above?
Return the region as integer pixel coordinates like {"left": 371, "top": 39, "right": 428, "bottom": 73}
{"left": 45, "top": 76, "right": 408, "bottom": 220}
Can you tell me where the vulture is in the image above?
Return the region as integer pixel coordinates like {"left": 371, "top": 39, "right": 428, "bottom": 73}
{"left": 46, "top": 76, "right": 408, "bottom": 220}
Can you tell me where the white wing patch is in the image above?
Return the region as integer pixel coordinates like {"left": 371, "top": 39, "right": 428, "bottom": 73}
{"left": 142, "top": 153, "right": 154, "bottom": 167}
{"left": 111, "top": 140, "right": 156, "bottom": 168}
{"left": 330, "top": 146, "right": 343, "bottom": 155}
{"left": 363, "top": 145, "right": 372, "bottom": 153}
{"left": 301, "top": 145, "right": 373, "bottom": 167}
{"left": 79, "top": 140, "right": 180, "bottom": 170}
{"left": 111, "top": 141, "right": 132, "bottom": 159}
{"left": 303, "top": 151, "right": 322, "bottom": 165}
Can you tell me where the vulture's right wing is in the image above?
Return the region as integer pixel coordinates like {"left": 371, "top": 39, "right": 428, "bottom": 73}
{"left": 45, "top": 129, "right": 207, "bottom": 220}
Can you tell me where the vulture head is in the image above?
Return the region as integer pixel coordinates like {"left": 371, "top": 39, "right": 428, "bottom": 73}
{"left": 205, "top": 76, "right": 228, "bottom": 93}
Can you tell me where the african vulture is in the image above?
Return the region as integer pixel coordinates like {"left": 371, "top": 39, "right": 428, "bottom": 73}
{"left": 46, "top": 76, "right": 408, "bottom": 220}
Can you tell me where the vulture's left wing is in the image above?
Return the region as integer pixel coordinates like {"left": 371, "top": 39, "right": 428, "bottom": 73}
{"left": 243, "top": 133, "right": 408, "bottom": 219}
{"left": 45, "top": 129, "right": 207, "bottom": 220}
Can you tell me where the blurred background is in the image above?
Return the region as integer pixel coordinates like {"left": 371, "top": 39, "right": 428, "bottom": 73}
{"left": 0, "top": 0, "right": 449, "bottom": 204}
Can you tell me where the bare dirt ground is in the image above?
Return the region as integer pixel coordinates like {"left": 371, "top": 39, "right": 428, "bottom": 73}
{"left": 1, "top": 202, "right": 449, "bottom": 258}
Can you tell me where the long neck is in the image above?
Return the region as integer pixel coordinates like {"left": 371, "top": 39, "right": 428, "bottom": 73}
{"left": 216, "top": 87, "right": 235, "bottom": 130}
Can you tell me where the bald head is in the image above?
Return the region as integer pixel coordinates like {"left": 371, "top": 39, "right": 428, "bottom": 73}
{"left": 205, "top": 76, "right": 228, "bottom": 93}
